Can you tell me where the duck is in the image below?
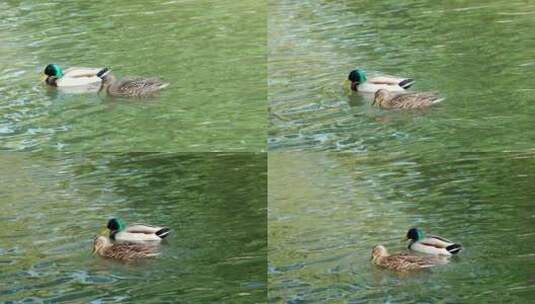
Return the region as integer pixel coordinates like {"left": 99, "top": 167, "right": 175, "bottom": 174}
{"left": 373, "top": 89, "right": 443, "bottom": 109}
{"left": 371, "top": 245, "right": 444, "bottom": 272}
{"left": 106, "top": 218, "right": 170, "bottom": 243}
{"left": 347, "top": 69, "right": 414, "bottom": 93}
{"left": 406, "top": 228, "right": 462, "bottom": 256}
{"left": 92, "top": 236, "right": 159, "bottom": 262}
{"left": 42, "top": 64, "right": 105, "bottom": 88}
{"left": 97, "top": 68, "right": 169, "bottom": 97}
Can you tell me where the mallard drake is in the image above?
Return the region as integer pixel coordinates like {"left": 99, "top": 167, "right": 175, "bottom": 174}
{"left": 97, "top": 69, "right": 169, "bottom": 97}
{"left": 373, "top": 89, "right": 443, "bottom": 109}
{"left": 371, "top": 245, "right": 444, "bottom": 272}
{"left": 406, "top": 228, "right": 462, "bottom": 256}
{"left": 43, "top": 64, "right": 105, "bottom": 88}
{"left": 92, "top": 236, "right": 159, "bottom": 262}
{"left": 106, "top": 218, "right": 170, "bottom": 243}
{"left": 348, "top": 69, "right": 414, "bottom": 93}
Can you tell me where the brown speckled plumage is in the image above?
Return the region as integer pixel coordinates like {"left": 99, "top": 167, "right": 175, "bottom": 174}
{"left": 99, "top": 73, "right": 169, "bottom": 97}
{"left": 92, "top": 236, "right": 159, "bottom": 262}
{"left": 371, "top": 245, "right": 444, "bottom": 272}
{"left": 373, "top": 89, "right": 443, "bottom": 109}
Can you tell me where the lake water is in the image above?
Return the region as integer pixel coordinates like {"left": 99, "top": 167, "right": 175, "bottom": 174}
{"left": 269, "top": 0, "right": 535, "bottom": 153}
{"left": 268, "top": 2, "right": 535, "bottom": 299}
{"left": 0, "top": 153, "right": 266, "bottom": 303}
{"left": 0, "top": 0, "right": 266, "bottom": 152}
{"left": 268, "top": 152, "right": 535, "bottom": 303}
{"left": 3, "top": 0, "right": 535, "bottom": 302}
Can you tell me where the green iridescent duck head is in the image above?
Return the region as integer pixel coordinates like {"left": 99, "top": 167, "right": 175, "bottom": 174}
{"left": 44, "top": 64, "right": 64, "bottom": 77}
{"left": 347, "top": 68, "right": 367, "bottom": 84}
{"left": 107, "top": 218, "right": 126, "bottom": 232}
{"left": 406, "top": 228, "right": 425, "bottom": 241}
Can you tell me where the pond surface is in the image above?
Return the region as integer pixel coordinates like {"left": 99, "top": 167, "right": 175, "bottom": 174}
{"left": 0, "top": 0, "right": 266, "bottom": 152}
{"left": 269, "top": 0, "right": 535, "bottom": 152}
{"left": 268, "top": 152, "right": 535, "bottom": 303}
{"left": 0, "top": 153, "right": 266, "bottom": 303}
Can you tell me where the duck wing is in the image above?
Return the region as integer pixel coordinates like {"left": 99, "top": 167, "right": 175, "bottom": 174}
{"left": 115, "top": 77, "right": 168, "bottom": 95}
{"left": 115, "top": 231, "right": 164, "bottom": 242}
{"left": 421, "top": 236, "right": 454, "bottom": 248}
{"left": 369, "top": 76, "right": 415, "bottom": 89}
{"left": 427, "top": 235, "right": 462, "bottom": 254}
{"left": 126, "top": 224, "right": 164, "bottom": 234}
{"left": 63, "top": 67, "right": 103, "bottom": 78}
{"left": 391, "top": 92, "right": 442, "bottom": 109}
{"left": 126, "top": 224, "right": 170, "bottom": 238}
{"left": 385, "top": 254, "right": 437, "bottom": 271}
{"left": 107, "top": 242, "right": 159, "bottom": 261}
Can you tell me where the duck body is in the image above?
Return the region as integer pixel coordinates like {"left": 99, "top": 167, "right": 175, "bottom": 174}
{"left": 97, "top": 69, "right": 169, "bottom": 97}
{"left": 107, "top": 218, "right": 170, "bottom": 243}
{"left": 371, "top": 245, "right": 444, "bottom": 272}
{"left": 92, "top": 236, "right": 159, "bottom": 262}
{"left": 373, "top": 89, "right": 443, "bottom": 109}
{"left": 356, "top": 81, "right": 408, "bottom": 93}
{"left": 348, "top": 69, "right": 414, "bottom": 93}
{"left": 407, "top": 228, "right": 462, "bottom": 256}
{"left": 43, "top": 64, "right": 105, "bottom": 93}
{"left": 54, "top": 67, "right": 103, "bottom": 87}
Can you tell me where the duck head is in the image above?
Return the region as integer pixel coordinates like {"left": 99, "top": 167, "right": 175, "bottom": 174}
{"left": 348, "top": 69, "right": 367, "bottom": 91}
{"left": 44, "top": 64, "right": 64, "bottom": 78}
{"left": 406, "top": 228, "right": 424, "bottom": 241}
{"left": 107, "top": 218, "right": 126, "bottom": 233}
{"left": 92, "top": 236, "right": 110, "bottom": 255}
{"left": 371, "top": 245, "right": 388, "bottom": 261}
{"left": 348, "top": 69, "right": 367, "bottom": 83}
{"left": 373, "top": 89, "right": 391, "bottom": 106}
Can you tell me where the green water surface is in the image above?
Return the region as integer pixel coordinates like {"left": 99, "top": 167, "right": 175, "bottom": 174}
{"left": 0, "top": 153, "right": 267, "bottom": 303}
{"left": 269, "top": 152, "right": 535, "bottom": 303}
{"left": 0, "top": 0, "right": 266, "bottom": 152}
{"left": 269, "top": 0, "right": 535, "bottom": 153}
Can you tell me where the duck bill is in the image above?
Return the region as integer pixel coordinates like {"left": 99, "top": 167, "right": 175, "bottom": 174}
{"left": 100, "top": 228, "right": 109, "bottom": 236}
{"left": 40, "top": 73, "right": 47, "bottom": 81}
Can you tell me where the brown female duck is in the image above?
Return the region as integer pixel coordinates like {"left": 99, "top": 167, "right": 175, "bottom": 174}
{"left": 97, "top": 68, "right": 169, "bottom": 97}
{"left": 92, "top": 236, "right": 160, "bottom": 262}
{"left": 371, "top": 245, "right": 446, "bottom": 272}
{"left": 373, "top": 89, "right": 443, "bottom": 109}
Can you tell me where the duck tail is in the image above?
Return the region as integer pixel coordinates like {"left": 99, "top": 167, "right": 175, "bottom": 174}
{"left": 399, "top": 78, "right": 415, "bottom": 89}
{"left": 96, "top": 67, "right": 111, "bottom": 79}
{"left": 432, "top": 97, "right": 445, "bottom": 104}
{"left": 156, "top": 227, "right": 170, "bottom": 239}
{"left": 446, "top": 243, "right": 462, "bottom": 254}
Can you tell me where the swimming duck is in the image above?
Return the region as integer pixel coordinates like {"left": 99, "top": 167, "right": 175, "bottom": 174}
{"left": 348, "top": 69, "right": 414, "bottom": 93}
{"left": 106, "top": 218, "right": 170, "bottom": 243}
{"left": 43, "top": 64, "right": 105, "bottom": 88}
{"left": 371, "top": 245, "right": 444, "bottom": 272}
{"left": 97, "top": 69, "right": 169, "bottom": 97}
{"left": 406, "top": 228, "right": 462, "bottom": 256}
{"left": 92, "top": 236, "right": 159, "bottom": 262}
{"left": 373, "top": 89, "right": 443, "bottom": 109}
